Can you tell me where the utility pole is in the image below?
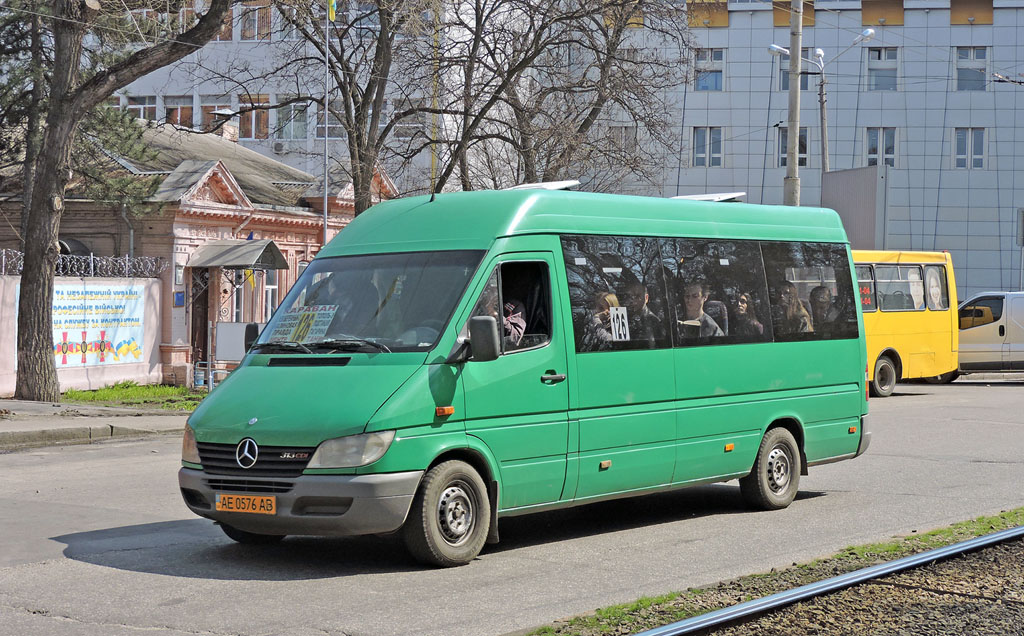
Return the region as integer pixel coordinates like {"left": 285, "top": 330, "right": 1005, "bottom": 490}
{"left": 818, "top": 69, "right": 829, "bottom": 174}
{"left": 784, "top": 0, "right": 803, "bottom": 206}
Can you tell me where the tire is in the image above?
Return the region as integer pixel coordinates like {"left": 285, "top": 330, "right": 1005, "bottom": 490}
{"left": 740, "top": 427, "right": 801, "bottom": 510}
{"left": 871, "top": 355, "right": 897, "bottom": 397}
{"left": 924, "top": 370, "right": 959, "bottom": 384}
{"left": 403, "top": 460, "right": 490, "bottom": 567}
{"left": 219, "top": 523, "right": 285, "bottom": 545}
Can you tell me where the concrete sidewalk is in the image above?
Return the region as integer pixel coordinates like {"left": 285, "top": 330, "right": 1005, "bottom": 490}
{"left": 0, "top": 399, "right": 186, "bottom": 451}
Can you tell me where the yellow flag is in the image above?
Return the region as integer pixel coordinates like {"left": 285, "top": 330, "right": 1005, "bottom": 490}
{"left": 328, "top": 0, "right": 336, "bottom": 21}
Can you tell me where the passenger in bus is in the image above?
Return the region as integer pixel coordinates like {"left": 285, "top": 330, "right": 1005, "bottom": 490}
{"left": 773, "top": 281, "right": 813, "bottom": 334}
{"left": 621, "top": 280, "right": 666, "bottom": 346}
{"left": 582, "top": 292, "right": 619, "bottom": 348}
{"left": 926, "top": 268, "right": 946, "bottom": 310}
{"left": 677, "top": 281, "right": 724, "bottom": 338}
{"left": 809, "top": 286, "right": 840, "bottom": 331}
{"left": 733, "top": 292, "right": 764, "bottom": 337}
{"left": 908, "top": 269, "right": 926, "bottom": 309}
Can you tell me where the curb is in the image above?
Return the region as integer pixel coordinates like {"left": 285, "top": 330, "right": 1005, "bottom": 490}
{"left": 0, "top": 423, "right": 183, "bottom": 451}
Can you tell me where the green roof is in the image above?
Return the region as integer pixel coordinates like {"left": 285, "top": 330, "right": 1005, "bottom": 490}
{"left": 319, "top": 190, "right": 848, "bottom": 257}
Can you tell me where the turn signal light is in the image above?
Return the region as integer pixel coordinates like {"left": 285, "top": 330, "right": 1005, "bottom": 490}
{"left": 724, "top": 443, "right": 735, "bottom": 452}
{"left": 849, "top": 426, "right": 857, "bottom": 434}
{"left": 435, "top": 406, "right": 455, "bottom": 417}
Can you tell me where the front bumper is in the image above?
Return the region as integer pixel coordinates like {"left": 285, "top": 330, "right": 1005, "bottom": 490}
{"left": 178, "top": 468, "right": 423, "bottom": 536}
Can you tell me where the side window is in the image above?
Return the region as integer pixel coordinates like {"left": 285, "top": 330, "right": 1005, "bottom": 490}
{"left": 876, "top": 265, "right": 925, "bottom": 311}
{"left": 924, "top": 265, "right": 949, "bottom": 311}
{"left": 959, "top": 297, "right": 1002, "bottom": 329}
{"left": 463, "top": 262, "right": 552, "bottom": 354}
{"left": 856, "top": 265, "right": 877, "bottom": 312}
{"left": 561, "top": 235, "right": 670, "bottom": 352}
{"left": 660, "top": 238, "right": 772, "bottom": 345}
{"left": 761, "top": 242, "right": 859, "bottom": 341}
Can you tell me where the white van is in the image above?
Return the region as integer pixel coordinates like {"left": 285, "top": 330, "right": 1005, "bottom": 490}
{"left": 956, "top": 291, "right": 1024, "bottom": 373}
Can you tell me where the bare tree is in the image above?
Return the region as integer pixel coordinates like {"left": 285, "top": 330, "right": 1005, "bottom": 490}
{"left": 13, "top": 0, "right": 233, "bottom": 402}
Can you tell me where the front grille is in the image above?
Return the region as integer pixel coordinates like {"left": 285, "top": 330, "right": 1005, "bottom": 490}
{"left": 205, "top": 478, "right": 294, "bottom": 494}
{"left": 197, "top": 442, "right": 316, "bottom": 477}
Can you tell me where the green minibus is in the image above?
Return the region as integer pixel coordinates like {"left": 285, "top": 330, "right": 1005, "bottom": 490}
{"left": 179, "top": 189, "right": 870, "bottom": 567}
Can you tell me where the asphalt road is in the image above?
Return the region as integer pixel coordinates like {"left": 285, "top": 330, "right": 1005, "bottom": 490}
{"left": 1, "top": 379, "right": 1023, "bottom": 636}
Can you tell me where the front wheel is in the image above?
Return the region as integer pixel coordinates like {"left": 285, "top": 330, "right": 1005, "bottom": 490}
{"left": 740, "top": 427, "right": 801, "bottom": 510}
{"left": 871, "top": 355, "right": 898, "bottom": 397}
{"left": 403, "top": 460, "right": 490, "bottom": 567}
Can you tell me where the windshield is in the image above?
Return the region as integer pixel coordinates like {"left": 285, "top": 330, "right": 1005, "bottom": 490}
{"left": 257, "top": 250, "right": 483, "bottom": 353}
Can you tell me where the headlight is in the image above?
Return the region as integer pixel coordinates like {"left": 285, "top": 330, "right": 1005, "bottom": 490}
{"left": 182, "top": 423, "right": 201, "bottom": 464}
{"left": 306, "top": 430, "right": 396, "bottom": 468}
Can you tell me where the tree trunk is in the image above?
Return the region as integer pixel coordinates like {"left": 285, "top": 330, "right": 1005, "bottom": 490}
{"left": 20, "top": 13, "right": 45, "bottom": 249}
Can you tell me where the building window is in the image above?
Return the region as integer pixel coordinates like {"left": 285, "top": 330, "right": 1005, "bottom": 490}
{"left": 164, "top": 95, "right": 194, "bottom": 128}
{"left": 779, "top": 48, "right": 811, "bottom": 91}
{"left": 275, "top": 100, "right": 308, "bottom": 139}
{"left": 956, "top": 46, "right": 987, "bottom": 91}
{"left": 779, "top": 127, "right": 808, "bottom": 167}
{"left": 866, "top": 127, "right": 896, "bottom": 167}
{"left": 609, "top": 124, "right": 638, "bottom": 153}
{"left": 692, "top": 126, "right": 722, "bottom": 167}
{"left": 233, "top": 271, "right": 246, "bottom": 322}
{"left": 125, "top": 96, "right": 157, "bottom": 120}
{"left": 263, "top": 269, "right": 278, "bottom": 322}
{"left": 954, "top": 127, "right": 985, "bottom": 169}
{"left": 240, "top": 0, "right": 271, "bottom": 40}
{"left": 200, "top": 95, "right": 232, "bottom": 131}
{"left": 278, "top": 6, "right": 301, "bottom": 40}
{"left": 694, "top": 48, "right": 724, "bottom": 91}
{"left": 867, "top": 47, "right": 898, "bottom": 91}
{"left": 316, "top": 101, "right": 345, "bottom": 139}
{"left": 393, "top": 99, "right": 428, "bottom": 139}
{"left": 238, "top": 94, "right": 269, "bottom": 139}
{"left": 214, "top": 4, "right": 233, "bottom": 40}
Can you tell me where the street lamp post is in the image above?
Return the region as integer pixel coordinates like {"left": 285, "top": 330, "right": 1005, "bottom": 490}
{"left": 769, "top": 29, "right": 875, "bottom": 177}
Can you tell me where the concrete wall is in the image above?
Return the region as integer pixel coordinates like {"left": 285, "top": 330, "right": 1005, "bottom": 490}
{"left": 0, "top": 275, "right": 162, "bottom": 397}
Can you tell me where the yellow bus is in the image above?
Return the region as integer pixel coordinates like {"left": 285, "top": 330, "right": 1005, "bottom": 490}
{"left": 853, "top": 250, "right": 959, "bottom": 397}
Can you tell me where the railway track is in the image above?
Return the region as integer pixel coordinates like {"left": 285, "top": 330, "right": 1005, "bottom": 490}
{"left": 637, "top": 525, "right": 1024, "bottom": 636}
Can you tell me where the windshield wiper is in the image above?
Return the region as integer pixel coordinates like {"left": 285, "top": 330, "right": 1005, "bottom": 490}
{"left": 251, "top": 341, "right": 312, "bottom": 354}
{"left": 310, "top": 336, "right": 392, "bottom": 353}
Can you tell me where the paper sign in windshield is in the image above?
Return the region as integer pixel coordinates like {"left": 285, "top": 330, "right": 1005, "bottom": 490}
{"left": 268, "top": 305, "right": 338, "bottom": 343}
{"left": 609, "top": 306, "right": 630, "bottom": 341}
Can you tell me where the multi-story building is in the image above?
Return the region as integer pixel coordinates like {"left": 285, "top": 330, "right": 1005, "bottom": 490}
{"left": 673, "top": 0, "right": 1023, "bottom": 296}
{"left": 120, "top": 0, "right": 1023, "bottom": 297}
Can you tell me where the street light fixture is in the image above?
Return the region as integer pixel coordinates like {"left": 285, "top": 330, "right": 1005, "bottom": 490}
{"left": 769, "top": 28, "right": 875, "bottom": 174}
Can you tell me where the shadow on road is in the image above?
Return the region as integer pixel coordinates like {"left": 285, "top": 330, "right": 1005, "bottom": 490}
{"left": 51, "top": 484, "right": 826, "bottom": 579}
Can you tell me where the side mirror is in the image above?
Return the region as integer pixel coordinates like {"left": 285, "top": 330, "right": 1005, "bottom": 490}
{"left": 244, "top": 322, "right": 260, "bottom": 352}
{"left": 468, "top": 316, "right": 500, "bottom": 362}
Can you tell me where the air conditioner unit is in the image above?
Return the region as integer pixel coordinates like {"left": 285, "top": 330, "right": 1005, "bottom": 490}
{"left": 272, "top": 141, "right": 286, "bottom": 153}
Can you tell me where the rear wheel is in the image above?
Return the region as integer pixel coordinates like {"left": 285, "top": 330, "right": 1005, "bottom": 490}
{"left": 871, "top": 355, "right": 897, "bottom": 397}
{"left": 403, "top": 460, "right": 490, "bottom": 567}
{"left": 219, "top": 523, "right": 285, "bottom": 545}
{"left": 740, "top": 427, "right": 801, "bottom": 510}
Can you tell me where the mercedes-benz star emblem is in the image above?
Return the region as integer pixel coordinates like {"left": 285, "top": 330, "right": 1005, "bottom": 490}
{"left": 236, "top": 438, "right": 259, "bottom": 469}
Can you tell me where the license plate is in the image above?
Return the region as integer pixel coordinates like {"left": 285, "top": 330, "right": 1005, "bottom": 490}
{"left": 215, "top": 493, "right": 276, "bottom": 515}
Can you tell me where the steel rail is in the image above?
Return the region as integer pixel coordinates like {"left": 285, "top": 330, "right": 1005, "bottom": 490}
{"left": 636, "top": 524, "right": 1024, "bottom": 636}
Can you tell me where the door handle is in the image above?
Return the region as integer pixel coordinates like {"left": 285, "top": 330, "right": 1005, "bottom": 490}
{"left": 1000, "top": 325, "right": 1005, "bottom": 337}
{"left": 541, "top": 372, "right": 566, "bottom": 384}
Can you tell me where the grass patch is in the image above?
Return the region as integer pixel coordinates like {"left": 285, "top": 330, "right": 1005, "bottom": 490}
{"left": 62, "top": 380, "right": 207, "bottom": 411}
{"left": 530, "top": 507, "right": 1024, "bottom": 636}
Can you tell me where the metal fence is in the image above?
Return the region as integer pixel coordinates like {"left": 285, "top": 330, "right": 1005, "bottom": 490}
{"left": 0, "top": 248, "right": 168, "bottom": 278}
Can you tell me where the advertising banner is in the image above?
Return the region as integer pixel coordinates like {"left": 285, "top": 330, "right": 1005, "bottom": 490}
{"left": 51, "top": 283, "right": 145, "bottom": 367}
